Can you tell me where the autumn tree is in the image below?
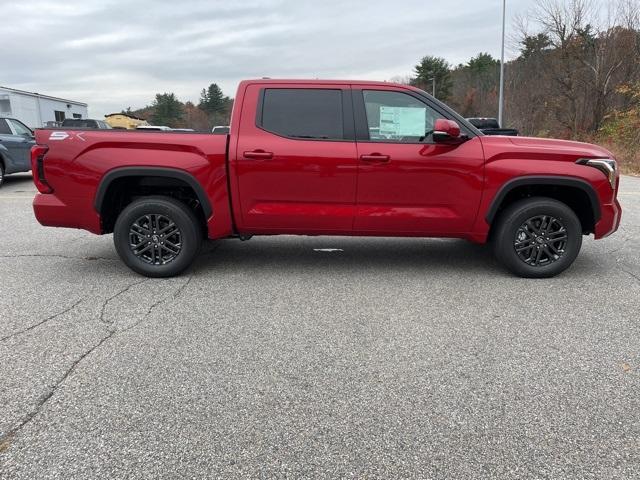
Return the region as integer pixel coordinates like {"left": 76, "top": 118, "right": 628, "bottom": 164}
{"left": 515, "top": 0, "right": 640, "bottom": 135}
{"left": 183, "top": 101, "right": 211, "bottom": 132}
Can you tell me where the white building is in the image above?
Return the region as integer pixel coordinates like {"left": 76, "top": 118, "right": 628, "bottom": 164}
{"left": 0, "top": 86, "right": 88, "bottom": 129}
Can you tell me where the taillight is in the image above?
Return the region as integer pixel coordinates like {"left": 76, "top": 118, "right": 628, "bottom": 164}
{"left": 30, "top": 144, "right": 52, "bottom": 193}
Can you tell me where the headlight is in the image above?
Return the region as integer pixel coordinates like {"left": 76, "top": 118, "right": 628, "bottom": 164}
{"left": 576, "top": 158, "right": 617, "bottom": 189}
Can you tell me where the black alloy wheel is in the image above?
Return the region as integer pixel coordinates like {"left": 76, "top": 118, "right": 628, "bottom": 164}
{"left": 114, "top": 196, "right": 202, "bottom": 277}
{"left": 513, "top": 215, "right": 568, "bottom": 267}
{"left": 129, "top": 214, "right": 183, "bottom": 265}
{"left": 492, "top": 197, "right": 582, "bottom": 278}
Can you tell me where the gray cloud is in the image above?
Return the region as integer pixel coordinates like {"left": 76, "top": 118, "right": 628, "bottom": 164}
{"left": 3, "top": 0, "right": 537, "bottom": 118}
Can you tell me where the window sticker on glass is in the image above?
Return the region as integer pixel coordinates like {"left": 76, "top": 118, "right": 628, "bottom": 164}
{"left": 379, "top": 106, "right": 426, "bottom": 137}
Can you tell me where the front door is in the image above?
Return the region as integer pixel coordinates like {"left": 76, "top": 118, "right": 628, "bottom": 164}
{"left": 234, "top": 84, "right": 358, "bottom": 233}
{"left": 352, "top": 87, "right": 485, "bottom": 235}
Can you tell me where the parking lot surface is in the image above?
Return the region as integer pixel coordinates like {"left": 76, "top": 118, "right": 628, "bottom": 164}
{"left": 0, "top": 173, "right": 638, "bottom": 479}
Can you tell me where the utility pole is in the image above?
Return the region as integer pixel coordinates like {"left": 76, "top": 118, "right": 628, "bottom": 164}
{"left": 428, "top": 77, "right": 436, "bottom": 97}
{"left": 498, "top": 0, "right": 506, "bottom": 127}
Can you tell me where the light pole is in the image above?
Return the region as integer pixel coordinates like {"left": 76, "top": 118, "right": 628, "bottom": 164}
{"left": 498, "top": 0, "right": 506, "bottom": 127}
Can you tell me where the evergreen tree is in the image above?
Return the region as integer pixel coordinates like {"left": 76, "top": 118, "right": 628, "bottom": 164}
{"left": 151, "top": 93, "right": 184, "bottom": 127}
{"left": 198, "top": 83, "right": 227, "bottom": 115}
{"left": 412, "top": 56, "right": 453, "bottom": 100}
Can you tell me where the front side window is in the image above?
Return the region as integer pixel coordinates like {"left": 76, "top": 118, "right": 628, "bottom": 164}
{"left": 363, "top": 90, "right": 441, "bottom": 143}
{"left": 7, "top": 118, "right": 32, "bottom": 136}
{"left": 260, "top": 88, "right": 343, "bottom": 140}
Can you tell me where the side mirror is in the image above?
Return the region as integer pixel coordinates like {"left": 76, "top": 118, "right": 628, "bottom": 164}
{"left": 433, "top": 119, "right": 463, "bottom": 143}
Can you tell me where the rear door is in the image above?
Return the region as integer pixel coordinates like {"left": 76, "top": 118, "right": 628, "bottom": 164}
{"left": 0, "top": 118, "right": 34, "bottom": 173}
{"left": 233, "top": 84, "right": 358, "bottom": 232}
{"left": 352, "top": 86, "right": 485, "bottom": 234}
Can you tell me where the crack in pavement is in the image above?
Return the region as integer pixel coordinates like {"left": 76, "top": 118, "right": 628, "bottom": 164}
{"left": 99, "top": 279, "right": 150, "bottom": 324}
{"left": 117, "top": 274, "right": 194, "bottom": 337}
{"left": 620, "top": 266, "right": 640, "bottom": 284}
{"left": 0, "top": 300, "right": 83, "bottom": 343}
{"left": 608, "top": 240, "right": 631, "bottom": 255}
{"left": 0, "top": 275, "right": 194, "bottom": 452}
{"left": 0, "top": 327, "right": 116, "bottom": 451}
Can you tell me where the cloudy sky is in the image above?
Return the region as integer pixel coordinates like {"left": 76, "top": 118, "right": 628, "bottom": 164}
{"left": 2, "top": 0, "right": 537, "bottom": 118}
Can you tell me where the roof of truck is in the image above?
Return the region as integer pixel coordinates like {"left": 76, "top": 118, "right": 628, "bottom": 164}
{"left": 242, "top": 78, "right": 420, "bottom": 88}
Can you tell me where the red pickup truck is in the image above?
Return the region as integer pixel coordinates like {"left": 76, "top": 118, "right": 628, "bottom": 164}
{"left": 31, "top": 79, "right": 621, "bottom": 278}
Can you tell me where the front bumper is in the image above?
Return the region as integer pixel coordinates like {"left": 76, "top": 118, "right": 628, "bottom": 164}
{"left": 594, "top": 198, "right": 622, "bottom": 239}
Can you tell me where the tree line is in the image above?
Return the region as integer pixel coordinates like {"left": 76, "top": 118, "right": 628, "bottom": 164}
{"left": 124, "top": 83, "right": 233, "bottom": 131}
{"left": 400, "top": 0, "right": 640, "bottom": 172}
{"left": 122, "top": 0, "right": 639, "bottom": 171}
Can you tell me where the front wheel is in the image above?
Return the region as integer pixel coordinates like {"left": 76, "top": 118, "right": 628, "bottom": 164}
{"left": 492, "top": 197, "right": 582, "bottom": 278}
{"left": 114, "top": 196, "right": 202, "bottom": 277}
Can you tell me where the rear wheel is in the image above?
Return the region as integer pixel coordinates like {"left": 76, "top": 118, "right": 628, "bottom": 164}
{"left": 492, "top": 197, "right": 582, "bottom": 278}
{"left": 114, "top": 196, "right": 202, "bottom": 277}
{"left": 0, "top": 163, "right": 5, "bottom": 188}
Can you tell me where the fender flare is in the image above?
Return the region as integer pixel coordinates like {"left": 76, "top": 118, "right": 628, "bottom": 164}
{"left": 485, "top": 175, "right": 601, "bottom": 224}
{"left": 94, "top": 167, "right": 213, "bottom": 218}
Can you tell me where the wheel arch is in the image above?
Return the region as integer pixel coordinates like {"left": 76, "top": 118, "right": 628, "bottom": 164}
{"left": 485, "top": 176, "right": 601, "bottom": 234}
{"left": 95, "top": 167, "right": 212, "bottom": 234}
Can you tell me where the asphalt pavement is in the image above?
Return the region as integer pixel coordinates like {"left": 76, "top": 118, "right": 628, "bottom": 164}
{"left": 0, "top": 173, "right": 638, "bottom": 479}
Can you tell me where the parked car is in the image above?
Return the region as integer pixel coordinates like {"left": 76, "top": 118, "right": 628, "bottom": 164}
{"left": 61, "top": 118, "right": 112, "bottom": 129}
{"left": 467, "top": 117, "right": 518, "bottom": 136}
{"left": 31, "top": 79, "right": 621, "bottom": 278}
{"left": 0, "top": 117, "right": 35, "bottom": 186}
{"left": 212, "top": 126, "right": 230, "bottom": 134}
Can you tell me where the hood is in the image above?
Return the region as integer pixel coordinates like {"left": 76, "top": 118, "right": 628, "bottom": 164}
{"left": 480, "top": 135, "right": 615, "bottom": 163}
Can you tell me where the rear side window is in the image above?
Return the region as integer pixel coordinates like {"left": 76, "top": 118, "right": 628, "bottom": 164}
{"left": 0, "top": 119, "right": 10, "bottom": 134}
{"left": 259, "top": 88, "right": 344, "bottom": 140}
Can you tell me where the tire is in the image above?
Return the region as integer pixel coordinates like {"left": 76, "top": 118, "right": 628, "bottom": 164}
{"left": 492, "top": 197, "right": 582, "bottom": 278}
{"left": 0, "top": 162, "right": 5, "bottom": 188}
{"left": 113, "top": 196, "right": 202, "bottom": 277}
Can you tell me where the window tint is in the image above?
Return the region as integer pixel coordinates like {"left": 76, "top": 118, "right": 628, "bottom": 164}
{"left": 7, "top": 119, "right": 32, "bottom": 136}
{"left": 0, "top": 119, "right": 11, "bottom": 134}
{"left": 260, "top": 88, "right": 343, "bottom": 140}
{"left": 363, "top": 90, "right": 440, "bottom": 143}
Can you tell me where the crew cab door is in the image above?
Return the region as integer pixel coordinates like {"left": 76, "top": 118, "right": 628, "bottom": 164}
{"left": 233, "top": 84, "right": 358, "bottom": 232}
{"left": 352, "top": 87, "right": 485, "bottom": 234}
{"left": 0, "top": 118, "right": 34, "bottom": 173}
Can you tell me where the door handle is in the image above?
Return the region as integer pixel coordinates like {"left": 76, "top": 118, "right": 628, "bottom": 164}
{"left": 360, "top": 154, "right": 390, "bottom": 163}
{"left": 243, "top": 150, "right": 273, "bottom": 160}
